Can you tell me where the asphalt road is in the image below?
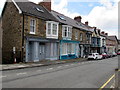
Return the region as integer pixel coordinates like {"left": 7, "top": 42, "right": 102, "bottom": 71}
{"left": 2, "top": 56, "right": 118, "bottom": 88}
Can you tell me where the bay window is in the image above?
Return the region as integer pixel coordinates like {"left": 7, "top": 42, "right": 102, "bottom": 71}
{"left": 46, "top": 21, "right": 59, "bottom": 39}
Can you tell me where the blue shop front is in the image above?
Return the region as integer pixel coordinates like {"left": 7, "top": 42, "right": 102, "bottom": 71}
{"left": 60, "top": 40, "right": 80, "bottom": 60}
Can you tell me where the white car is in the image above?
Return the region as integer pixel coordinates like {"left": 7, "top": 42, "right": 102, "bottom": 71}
{"left": 88, "top": 53, "right": 103, "bottom": 60}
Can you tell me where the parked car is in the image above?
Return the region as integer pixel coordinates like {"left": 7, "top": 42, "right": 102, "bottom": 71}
{"left": 117, "top": 51, "right": 120, "bottom": 55}
{"left": 101, "top": 53, "right": 107, "bottom": 59}
{"left": 112, "top": 52, "right": 117, "bottom": 57}
{"left": 106, "top": 53, "right": 112, "bottom": 58}
{"left": 88, "top": 53, "right": 103, "bottom": 60}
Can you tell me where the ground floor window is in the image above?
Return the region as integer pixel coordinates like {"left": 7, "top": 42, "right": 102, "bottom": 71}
{"left": 62, "top": 43, "right": 75, "bottom": 55}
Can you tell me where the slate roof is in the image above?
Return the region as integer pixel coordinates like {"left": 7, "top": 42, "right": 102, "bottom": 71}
{"left": 51, "top": 10, "right": 93, "bottom": 32}
{"left": 3, "top": 0, "right": 58, "bottom": 21}
{"left": 106, "top": 36, "right": 118, "bottom": 44}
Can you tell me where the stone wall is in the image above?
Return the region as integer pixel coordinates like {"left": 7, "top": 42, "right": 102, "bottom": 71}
{"left": 24, "top": 15, "right": 46, "bottom": 38}
{"left": 2, "top": 2, "right": 22, "bottom": 63}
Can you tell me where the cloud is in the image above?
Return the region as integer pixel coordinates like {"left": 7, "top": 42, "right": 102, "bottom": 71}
{"left": 52, "top": 0, "right": 80, "bottom": 18}
{"left": 82, "top": 0, "right": 118, "bottom": 37}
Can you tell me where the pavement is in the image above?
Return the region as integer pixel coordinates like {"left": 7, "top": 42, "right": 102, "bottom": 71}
{"left": 0, "top": 58, "right": 87, "bottom": 71}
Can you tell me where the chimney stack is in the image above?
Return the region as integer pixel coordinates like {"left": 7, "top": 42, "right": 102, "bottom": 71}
{"left": 74, "top": 16, "right": 82, "bottom": 22}
{"left": 105, "top": 33, "right": 108, "bottom": 36}
{"left": 85, "top": 21, "right": 88, "bottom": 25}
{"left": 38, "top": 0, "right": 51, "bottom": 11}
{"left": 101, "top": 31, "right": 105, "bottom": 35}
{"left": 97, "top": 29, "right": 101, "bottom": 34}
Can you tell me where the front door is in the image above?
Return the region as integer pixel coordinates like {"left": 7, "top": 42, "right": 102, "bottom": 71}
{"left": 39, "top": 44, "right": 45, "bottom": 60}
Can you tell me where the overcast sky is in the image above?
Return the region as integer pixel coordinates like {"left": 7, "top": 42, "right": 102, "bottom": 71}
{"left": 0, "top": 0, "right": 119, "bottom": 38}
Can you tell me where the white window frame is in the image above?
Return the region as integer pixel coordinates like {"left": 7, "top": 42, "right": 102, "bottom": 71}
{"left": 62, "top": 25, "right": 72, "bottom": 39}
{"left": 75, "top": 31, "right": 78, "bottom": 40}
{"left": 80, "top": 33, "right": 83, "bottom": 41}
{"left": 30, "top": 19, "right": 36, "bottom": 34}
{"left": 46, "top": 21, "right": 59, "bottom": 38}
{"left": 62, "top": 43, "right": 67, "bottom": 55}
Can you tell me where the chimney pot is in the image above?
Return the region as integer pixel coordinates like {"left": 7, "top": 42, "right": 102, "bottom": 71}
{"left": 105, "top": 33, "right": 108, "bottom": 36}
{"left": 98, "top": 29, "right": 101, "bottom": 34}
{"left": 85, "top": 21, "right": 88, "bottom": 25}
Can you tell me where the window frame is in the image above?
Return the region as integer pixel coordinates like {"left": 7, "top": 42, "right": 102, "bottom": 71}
{"left": 75, "top": 31, "right": 78, "bottom": 40}
{"left": 80, "top": 33, "right": 83, "bottom": 41}
{"left": 30, "top": 19, "right": 36, "bottom": 34}
{"left": 62, "top": 25, "right": 72, "bottom": 39}
{"left": 46, "top": 21, "right": 59, "bottom": 37}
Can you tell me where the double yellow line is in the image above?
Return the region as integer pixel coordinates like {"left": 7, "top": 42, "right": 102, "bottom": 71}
{"left": 99, "top": 69, "right": 120, "bottom": 90}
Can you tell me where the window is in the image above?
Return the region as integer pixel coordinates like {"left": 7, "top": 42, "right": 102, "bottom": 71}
{"left": 68, "top": 27, "right": 72, "bottom": 38}
{"left": 67, "top": 43, "right": 71, "bottom": 54}
{"left": 71, "top": 44, "right": 75, "bottom": 54}
{"left": 57, "top": 15, "right": 66, "bottom": 21}
{"left": 48, "top": 23, "right": 51, "bottom": 34}
{"left": 62, "top": 25, "right": 72, "bottom": 39}
{"left": 80, "top": 33, "right": 83, "bottom": 41}
{"left": 52, "top": 24, "right": 57, "bottom": 35}
{"left": 62, "top": 43, "right": 67, "bottom": 55}
{"left": 75, "top": 31, "right": 78, "bottom": 40}
{"left": 36, "top": 7, "right": 44, "bottom": 13}
{"left": 30, "top": 19, "right": 36, "bottom": 34}
{"left": 46, "top": 21, "right": 59, "bottom": 38}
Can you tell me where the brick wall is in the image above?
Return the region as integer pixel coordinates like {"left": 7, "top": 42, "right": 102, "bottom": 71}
{"left": 2, "top": 2, "right": 22, "bottom": 63}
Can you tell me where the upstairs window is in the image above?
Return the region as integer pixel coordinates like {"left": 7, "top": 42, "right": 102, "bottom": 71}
{"left": 52, "top": 24, "right": 57, "bottom": 35}
{"left": 30, "top": 19, "right": 36, "bottom": 34}
{"left": 46, "top": 21, "right": 59, "bottom": 38}
{"left": 75, "top": 31, "right": 78, "bottom": 40}
{"left": 80, "top": 33, "right": 83, "bottom": 41}
{"left": 48, "top": 23, "right": 51, "bottom": 35}
{"left": 62, "top": 25, "right": 72, "bottom": 39}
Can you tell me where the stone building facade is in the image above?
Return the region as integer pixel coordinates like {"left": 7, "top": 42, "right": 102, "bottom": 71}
{"left": 106, "top": 36, "right": 118, "bottom": 54}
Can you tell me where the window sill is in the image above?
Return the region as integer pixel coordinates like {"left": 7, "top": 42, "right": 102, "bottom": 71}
{"left": 30, "top": 32, "right": 35, "bottom": 34}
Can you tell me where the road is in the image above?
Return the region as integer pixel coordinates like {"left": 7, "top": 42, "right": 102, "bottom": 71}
{"left": 2, "top": 56, "right": 118, "bottom": 88}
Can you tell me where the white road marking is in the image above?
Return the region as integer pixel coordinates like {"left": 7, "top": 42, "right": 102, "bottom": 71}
{"left": 16, "top": 72, "right": 27, "bottom": 76}
{"left": 37, "top": 70, "right": 42, "bottom": 72}
{"left": 57, "top": 66, "right": 62, "bottom": 68}
{"left": 0, "top": 75, "right": 7, "bottom": 78}
{"left": 65, "top": 65, "right": 69, "bottom": 67}
{"left": 47, "top": 68, "right": 53, "bottom": 70}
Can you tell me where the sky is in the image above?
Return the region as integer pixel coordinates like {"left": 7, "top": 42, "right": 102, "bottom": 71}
{"left": 0, "top": 0, "right": 119, "bottom": 38}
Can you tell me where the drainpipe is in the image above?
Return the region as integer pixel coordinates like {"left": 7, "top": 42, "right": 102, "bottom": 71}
{"left": 21, "top": 14, "right": 25, "bottom": 62}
